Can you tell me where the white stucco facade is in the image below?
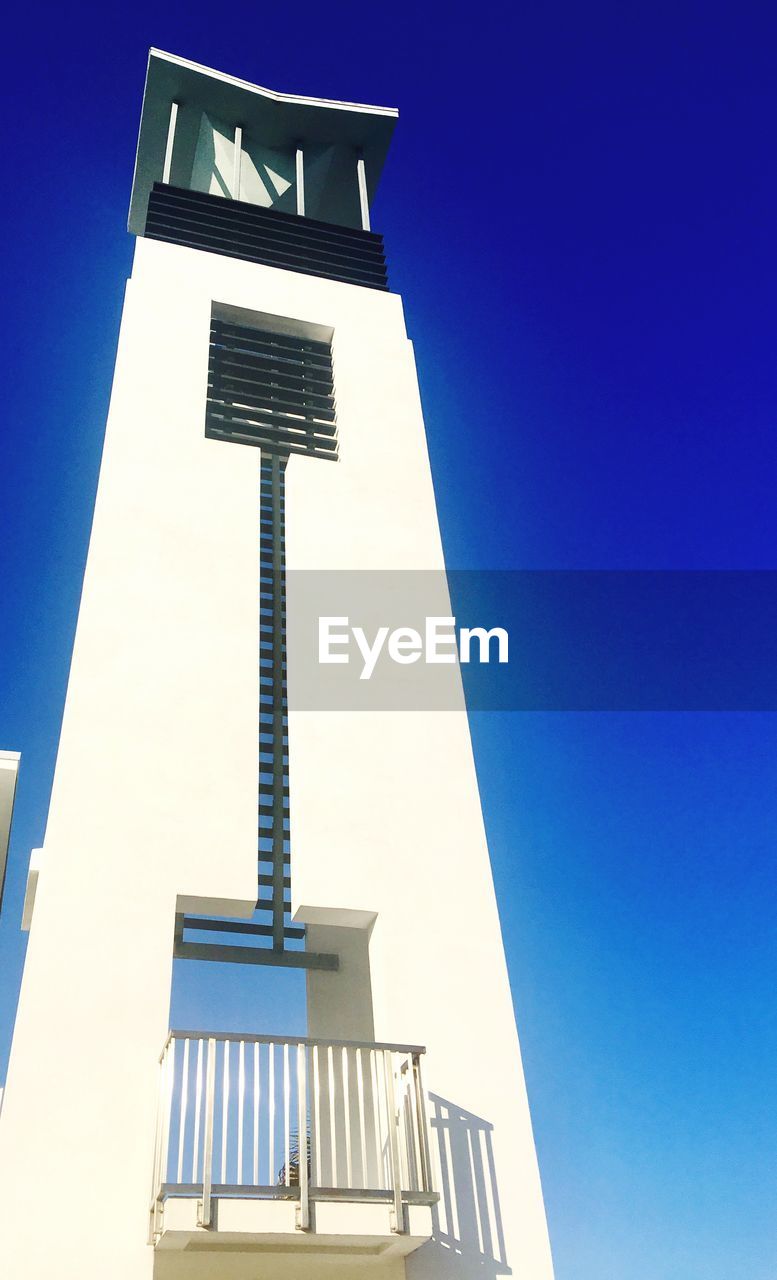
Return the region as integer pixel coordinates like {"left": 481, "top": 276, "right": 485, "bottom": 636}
{"left": 0, "top": 52, "right": 554, "bottom": 1280}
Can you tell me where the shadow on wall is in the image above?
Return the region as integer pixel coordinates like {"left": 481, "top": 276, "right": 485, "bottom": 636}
{"left": 409, "top": 1094, "right": 510, "bottom": 1279}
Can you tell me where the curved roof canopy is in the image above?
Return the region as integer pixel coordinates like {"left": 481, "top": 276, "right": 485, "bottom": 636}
{"left": 129, "top": 49, "right": 398, "bottom": 234}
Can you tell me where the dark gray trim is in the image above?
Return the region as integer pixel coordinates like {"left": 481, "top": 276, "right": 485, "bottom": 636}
{"left": 174, "top": 940, "right": 338, "bottom": 971}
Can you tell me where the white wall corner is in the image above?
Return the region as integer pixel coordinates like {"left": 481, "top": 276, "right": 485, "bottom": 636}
{"left": 293, "top": 903, "right": 377, "bottom": 930}
{"left": 21, "top": 848, "right": 43, "bottom": 932}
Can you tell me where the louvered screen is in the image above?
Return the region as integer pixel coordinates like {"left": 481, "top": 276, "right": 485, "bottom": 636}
{"left": 206, "top": 318, "right": 338, "bottom": 461}
{"left": 146, "top": 184, "right": 389, "bottom": 291}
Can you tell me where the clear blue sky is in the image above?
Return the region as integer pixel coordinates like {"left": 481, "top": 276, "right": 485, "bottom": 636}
{"left": 1, "top": 3, "right": 776, "bottom": 1277}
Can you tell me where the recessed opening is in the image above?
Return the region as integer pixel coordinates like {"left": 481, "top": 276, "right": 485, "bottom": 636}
{"left": 169, "top": 957, "right": 307, "bottom": 1039}
{"left": 205, "top": 305, "right": 338, "bottom": 461}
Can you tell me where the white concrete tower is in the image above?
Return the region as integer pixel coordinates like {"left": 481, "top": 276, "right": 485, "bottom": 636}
{"left": 0, "top": 50, "right": 554, "bottom": 1280}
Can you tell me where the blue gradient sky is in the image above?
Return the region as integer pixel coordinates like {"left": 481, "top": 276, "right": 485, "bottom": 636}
{"left": 1, "top": 4, "right": 776, "bottom": 1277}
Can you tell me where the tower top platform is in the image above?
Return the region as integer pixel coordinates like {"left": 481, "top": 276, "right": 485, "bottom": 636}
{"left": 129, "top": 49, "right": 398, "bottom": 234}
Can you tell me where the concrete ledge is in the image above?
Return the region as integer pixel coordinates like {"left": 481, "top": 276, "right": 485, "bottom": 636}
{"left": 293, "top": 903, "right": 377, "bottom": 930}
{"left": 156, "top": 1195, "right": 432, "bottom": 1266}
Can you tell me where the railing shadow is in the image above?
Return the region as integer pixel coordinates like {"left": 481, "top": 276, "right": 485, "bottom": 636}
{"left": 408, "top": 1093, "right": 510, "bottom": 1279}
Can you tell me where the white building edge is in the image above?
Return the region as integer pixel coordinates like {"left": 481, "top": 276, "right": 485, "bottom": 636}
{"left": 0, "top": 50, "right": 555, "bottom": 1280}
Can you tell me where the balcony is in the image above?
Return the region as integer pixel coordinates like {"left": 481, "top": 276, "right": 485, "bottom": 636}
{"left": 150, "top": 1031, "right": 437, "bottom": 1266}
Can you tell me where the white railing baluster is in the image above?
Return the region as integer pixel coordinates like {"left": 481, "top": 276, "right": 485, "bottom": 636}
{"left": 192, "top": 1038, "right": 203, "bottom": 1182}
{"left": 176, "top": 1037, "right": 190, "bottom": 1184}
{"left": 159, "top": 1037, "right": 175, "bottom": 1188}
{"left": 383, "top": 1049, "right": 405, "bottom": 1234}
{"left": 412, "top": 1051, "right": 432, "bottom": 1194}
{"left": 237, "top": 1040, "right": 245, "bottom": 1186}
{"left": 356, "top": 1047, "right": 368, "bottom": 1188}
{"left": 283, "top": 1041, "right": 290, "bottom": 1186}
{"left": 406, "top": 1063, "right": 421, "bottom": 1192}
{"left": 342, "top": 1046, "right": 352, "bottom": 1188}
{"left": 312, "top": 1043, "right": 321, "bottom": 1187}
{"left": 296, "top": 1043, "right": 310, "bottom": 1229}
{"left": 199, "top": 1037, "right": 216, "bottom": 1227}
{"left": 268, "top": 1043, "right": 275, "bottom": 1185}
{"left": 150, "top": 1040, "right": 170, "bottom": 1237}
{"left": 253, "top": 1041, "right": 260, "bottom": 1186}
{"left": 221, "top": 1040, "right": 230, "bottom": 1184}
{"left": 405, "top": 1061, "right": 417, "bottom": 1194}
{"left": 327, "top": 1044, "right": 337, "bottom": 1187}
{"left": 398, "top": 1056, "right": 412, "bottom": 1191}
{"left": 369, "top": 1047, "right": 383, "bottom": 1188}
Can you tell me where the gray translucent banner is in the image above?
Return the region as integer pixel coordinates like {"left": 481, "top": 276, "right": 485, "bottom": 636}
{"left": 284, "top": 570, "right": 777, "bottom": 711}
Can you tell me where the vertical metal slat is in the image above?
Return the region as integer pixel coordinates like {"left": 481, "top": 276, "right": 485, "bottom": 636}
{"left": 162, "top": 101, "right": 178, "bottom": 184}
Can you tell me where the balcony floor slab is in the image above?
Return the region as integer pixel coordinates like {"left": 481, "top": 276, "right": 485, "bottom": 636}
{"left": 155, "top": 1196, "right": 433, "bottom": 1273}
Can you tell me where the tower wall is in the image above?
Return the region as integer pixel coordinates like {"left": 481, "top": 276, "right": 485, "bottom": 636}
{"left": 282, "top": 280, "right": 554, "bottom": 1279}
{"left": 0, "top": 237, "right": 263, "bottom": 1276}
{"left": 0, "top": 227, "right": 553, "bottom": 1277}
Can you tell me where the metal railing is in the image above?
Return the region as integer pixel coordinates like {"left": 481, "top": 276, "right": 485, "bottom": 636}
{"left": 150, "top": 1031, "right": 434, "bottom": 1238}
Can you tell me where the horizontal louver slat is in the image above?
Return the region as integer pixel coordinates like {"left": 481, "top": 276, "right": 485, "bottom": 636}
{"left": 211, "top": 324, "right": 332, "bottom": 362}
{"left": 209, "top": 384, "right": 336, "bottom": 421}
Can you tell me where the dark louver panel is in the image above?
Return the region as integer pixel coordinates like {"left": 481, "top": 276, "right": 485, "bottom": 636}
{"left": 144, "top": 183, "right": 389, "bottom": 291}
{"left": 206, "top": 318, "right": 338, "bottom": 461}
